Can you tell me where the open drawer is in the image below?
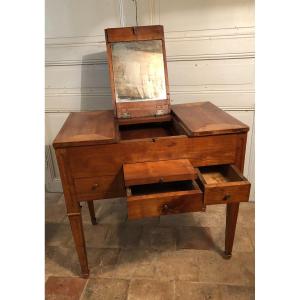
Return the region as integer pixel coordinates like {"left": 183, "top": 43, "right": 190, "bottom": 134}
{"left": 197, "top": 164, "right": 251, "bottom": 205}
{"left": 126, "top": 180, "right": 204, "bottom": 219}
{"left": 123, "top": 159, "right": 204, "bottom": 219}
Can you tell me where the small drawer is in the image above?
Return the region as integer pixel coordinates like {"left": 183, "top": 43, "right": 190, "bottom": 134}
{"left": 126, "top": 180, "right": 204, "bottom": 219}
{"left": 197, "top": 164, "right": 251, "bottom": 205}
{"left": 74, "top": 174, "right": 125, "bottom": 201}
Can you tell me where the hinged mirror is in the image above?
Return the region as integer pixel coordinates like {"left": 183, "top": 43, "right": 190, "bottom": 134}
{"left": 105, "top": 25, "right": 170, "bottom": 121}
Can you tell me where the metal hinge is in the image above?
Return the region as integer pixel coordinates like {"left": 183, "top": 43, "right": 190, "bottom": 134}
{"left": 120, "top": 112, "right": 131, "bottom": 118}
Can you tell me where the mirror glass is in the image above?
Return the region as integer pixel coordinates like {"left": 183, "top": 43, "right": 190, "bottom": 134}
{"left": 111, "top": 40, "right": 167, "bottom": 103}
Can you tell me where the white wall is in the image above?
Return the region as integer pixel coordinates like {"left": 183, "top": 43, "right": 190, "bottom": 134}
{"left": 45, "top": 0, "right": 255, "bottom": 200}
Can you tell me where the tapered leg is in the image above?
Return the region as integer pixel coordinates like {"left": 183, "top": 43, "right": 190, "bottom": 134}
{"left": 87, "top": 201, "right": 97, "bottom": 225}
{"left": 68, "top": 213, "right": 89, "bottom": 278}
{"left": 55, "top": 148, "right": 89, "bottom": 277}
{"left": 224, "top": 202, "right": 240, "bottom": 258}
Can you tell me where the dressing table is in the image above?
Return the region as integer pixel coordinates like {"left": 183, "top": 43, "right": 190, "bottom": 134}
{"left": 53, "top": 25, "right": 250, "bottom": 278}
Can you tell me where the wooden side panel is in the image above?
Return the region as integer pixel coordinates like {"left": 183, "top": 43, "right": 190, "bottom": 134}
{"left": 68, "top": 134, "right": 238, "bottom": 178}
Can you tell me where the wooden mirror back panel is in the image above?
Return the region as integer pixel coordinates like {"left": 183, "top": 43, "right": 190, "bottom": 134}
{"left": 105, "top": 25, "right": 170, "bottom": 119}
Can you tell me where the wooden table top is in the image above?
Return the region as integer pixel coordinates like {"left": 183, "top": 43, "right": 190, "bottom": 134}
{"left": 53, "top": 102, "right": 249, "bottom": 148}
{"left": 172, "top": 102, "right": 249, "bottom": 136}
{"left": 53, "top": 110, "right": 117, "bottom": 148}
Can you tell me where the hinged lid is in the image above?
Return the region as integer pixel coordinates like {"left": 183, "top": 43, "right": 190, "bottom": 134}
{"left": 123, "top": 159, "right": 196, "bottom": 187}
{"left": 105, "top": 25, "right": 170, "bottom": 120}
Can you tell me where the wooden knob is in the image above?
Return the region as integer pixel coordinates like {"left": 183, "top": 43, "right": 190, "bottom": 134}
{"left": 162, "top": 204, "right": 169, "bottom": 211}
{"left": 223, "top": 194, "right": 231, "bottom": 201}
{"left": 91, "top": 183, "right": 99, "bottom": 190}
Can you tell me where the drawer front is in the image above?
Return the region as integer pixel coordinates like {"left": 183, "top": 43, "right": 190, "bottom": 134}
{"left": 197, "top": 164, "right": 251, "bottom": 205}
{"left": 67, "top": 134, "right": 238, "bottom": 178}
{"left": 127, "top": 190, "right": 204, "bottom": 219}
{"left": 74, "top": 174, "right": 125, "bottom": 201}
{"left": 204, "top": 183, "right": 250, "bottom": 205}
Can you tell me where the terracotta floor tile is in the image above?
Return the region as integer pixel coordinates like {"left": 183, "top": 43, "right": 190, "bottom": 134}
{"left": 45, "top": 276, "right": 87, "bottom": 300}
{"left": 46, "top": 202, "right": 67, "bottom": 223}
{"left": 127, "top": 216, "right": 159, "bottom": 226}
{"left": 197, "top": 251, "right": 254, "bottom": 286}
{"left": 81, "top": 278, "right": 129, "bottom": 300}
{"left": 139, "top": 226, "right": 177, "bottom": 251}
{"left": 113, "top": 248, "right": 158, "bottom": 279}
{"left": 133, "top": 263, "right": 156, "bottom": 279}
{"left": 45, "top": 223, "right": 72, "bottom": 247}
{"left": 160, "top": 212, "right": 202, "bottom": 227}
{"left": 209, "top": 226, "right": 254, "bottom": 253}
{"left": 45, "top": 246, "right": 80, "bottom": 277}
{"left": 46, "top": 246, "right": 105, "bottom": 278}
{"left": 46, "top": 192, "right": 63, "bottom": 204}
{"left": 127, "top": 279, "right": 174, "bottom": 300}
{"left": 104, "top": 224, "right": 143, "bottom": 249}
{"left": 175, "top": 281, "right": 255, "bottom": 300}
{"left": 238, "top": 202, "right": 255, "bottom": 228}
{"left": 159, "top": 205, "right": 226, "bottom": 228}
{"left": 76, "top": 224, "right": 109, "bottom": 248}
{"left": 154, "top": 250, "right": 199, "bottom": 281}
{"left": 90, "top": 248, "right": 120, "bottom": 278}
{"left": 177, "top": 226, "right": 215, "bottom": 250}
{"left": 97, "top": 202, "right": 128, "bottom": 225}
{"left": 223, "top": 285, "right": 255, "bottom": 300}
{"left": 79, "top": 202, "right": 103, "bottom": 225}
{"left": 247, "top": 226, "right": 255, "bottom": 248}
{"left": 175, "top": 281, "right": 223, "bottom": 300}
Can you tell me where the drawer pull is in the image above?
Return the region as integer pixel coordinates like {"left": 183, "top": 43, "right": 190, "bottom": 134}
{"left": 161, "top": 203, "right": 179, "bottom": 214}
{"left": 162, "top": 204, "right": 169, "bottom": 212}
{"left": 223, "top": 194, "right": 231, "bottom": 201}
{"left": 91, "top": 183, "right": 99, "bottom": 190}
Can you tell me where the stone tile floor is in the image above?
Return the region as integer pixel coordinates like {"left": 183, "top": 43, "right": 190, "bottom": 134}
{"left": 45, "top": 193, "right": 255, "bottom": 300}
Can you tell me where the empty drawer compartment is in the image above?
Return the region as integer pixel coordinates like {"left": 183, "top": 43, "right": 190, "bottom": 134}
{"left": 126, "top": 180, "right": 204, "bottom": 219}
{"left": 197, "top": 164, "right": 251, "bottom": 205}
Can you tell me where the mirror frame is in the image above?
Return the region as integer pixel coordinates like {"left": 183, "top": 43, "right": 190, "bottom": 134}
{"left": 105, "top": 25, "right": 170, "bottom": 119}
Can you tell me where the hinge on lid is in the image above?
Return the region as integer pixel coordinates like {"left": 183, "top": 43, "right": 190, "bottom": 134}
{"left": 120, "top": 111, "right": 131, "bottom": 118}
{"left": 156, "top": 104, "right": 168, "bottom": 116}
{"left": 156, "top": 109, "right": 165, "bottom": 116}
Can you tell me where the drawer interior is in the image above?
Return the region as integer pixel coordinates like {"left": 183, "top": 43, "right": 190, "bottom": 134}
{"left": 198, "top": 165, "right": 245, "bottom": 185}
{"left": 127, "top": 180, "right": 198, "bottom": 197}
{"left": 197, "top": 164, "right": 250, "bottom": 205}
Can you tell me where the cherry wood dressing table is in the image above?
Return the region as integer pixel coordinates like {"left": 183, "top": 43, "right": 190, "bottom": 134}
{"left": 53, "top": 26, "right": 250, "bottom": 278}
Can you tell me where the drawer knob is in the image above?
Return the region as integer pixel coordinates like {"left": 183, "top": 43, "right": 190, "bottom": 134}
{"left": 223, "top": 194, "right": 231, "bottom": 201}
{"left": 162, "top": 204, "right": 169, "bottom": 211}
{"left": 91, "top": 183, "right": 99, "bottom": 190}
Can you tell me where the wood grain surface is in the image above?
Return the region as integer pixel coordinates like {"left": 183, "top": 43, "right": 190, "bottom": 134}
{"left": 172, "top": 102, "right": 249, "bottom": 136}
{"left": 53, "top": 110, "right": 117, "bottom": 148}
{"left": 123, "top": 159, "right": 196, "bottom": 187}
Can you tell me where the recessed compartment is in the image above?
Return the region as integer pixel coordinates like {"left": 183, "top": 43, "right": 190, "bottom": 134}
{"left": 126, "top": 180, "right": 204, "bottom": 219}
{"left": 197, "top": 164, "right": 251, "bottom": 205}
{"left": 118, "top": 120, "right": 182, "bottom": 141}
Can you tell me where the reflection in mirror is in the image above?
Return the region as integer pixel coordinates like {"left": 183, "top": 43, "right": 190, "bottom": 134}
{"left": 111, "top": 40, "right": 167, "bottom": 102}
